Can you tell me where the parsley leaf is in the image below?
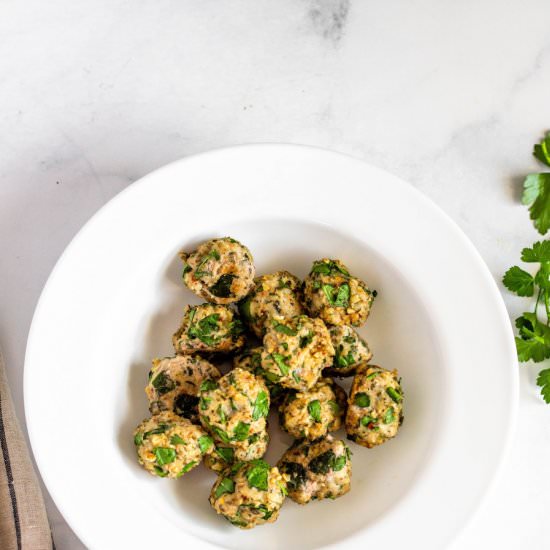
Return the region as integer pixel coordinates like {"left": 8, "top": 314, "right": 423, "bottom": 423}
{"left": 214, "top": 477, "right": 235, "bottom": 499}
{"left": 233, "top": 421, "right": 250, "bottom": 441}
{"left": 515, "top": 313, "right": 550, "bottom": 362}
{"left": 273, "top": 322, "right": 297, "bottom": 336}
{"left": 537, "top": 368, "right": 550, "bottom": 403}
{"left": 271, "top": 353, "right": 290, "bottom": 375}
{"left": 198, "top": 435, "right": 213, "bottom": 454}
{"left": 521, "top": 241, "right": 550, "bottom": 262}
{"left": 522, "top": 173, "right": 550, "bottom": 235}
{"left": 502, "top": 266, "right": 534, "bottom": 297}
{"left": 533, "top": 131, "right": 550, "bottom": 167}
{"left": 307, "top": 400, "right": 322, "bottom": 422}
{"left": 154, "top": 447, "right": 176, "bottom": 466}
{"left": 252, "top": 391, "right": 269, "bottom": 421}
{"left": 246, "top": 460, "right": 270, "bottom": 491}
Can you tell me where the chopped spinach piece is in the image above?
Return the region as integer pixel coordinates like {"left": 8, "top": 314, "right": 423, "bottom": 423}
{"left": 246, "top": 460, "right": 270, "bottom": 491}
{"left": 307, "top": 400, "right": 322, "bottom": 423}
{"left": 200, "top": 379, "right": 218, "bottom": 392}
{"left": 133, "top": 432, "right": 143, "bottom": 446}
{"left": 213, "top": 427, "right": 231, "bottom": 444}
{"left": 177, "top": 461, "right": 198, "bottom": 476}
{"left": 209, "top": 274, "right": 236, "bottom": 298}
{"left": 272, "top": 353, "right": 290, "bottom": 375}
{"left": 215, "top": 447, "right": 234, "bottom": 462}
{"left": 153, "top": 465, "right": 168, "bottom": 477}
{"left": 252, "top": 391, "right": 269, "bottom": 421}
{"left": 170, "top": 434, "right": 186, "bottom": 446}
{"left": 143, "top": 424, "right": 169, "bottom": 439}
{"left": 309, "top": 450, "right": 336, "bottom": 475}
{"left": 280, "top": 461, "right": 307, "bottom": 490}
{"left": 188, "top": 313, "right": 220, "bottom": 346}
{"left": 291, "top": 370, "right": 301, "bottom": 384}
{"left": 198, "top": 435, "right": 213, "bottom": 454}
{"left": 214, "top": 477, "right": 235, "bottom": 499}
{"left": 233, "top": 421, "right": 250, "bottom": 441}
{"left": 154, "top": 447, "right": 177, "bottom": 466}
{"left": 299, "top": 331, "right": 314, "bottom": 348}
{"left": 194, "top": 249, "right": 221, "bottom": 278}
{"left": 151, "top": 372, "right": 176, "bottom": 395}
{"left": 217, "top": 404, "right": 226, "bottom": 423}
{"left": 273, "top": 322, "right": 297, "bottom": 336}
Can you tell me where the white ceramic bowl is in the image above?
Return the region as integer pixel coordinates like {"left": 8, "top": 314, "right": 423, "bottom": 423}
{"left": 25, "top": 145, "right": 517, "bottom": 549}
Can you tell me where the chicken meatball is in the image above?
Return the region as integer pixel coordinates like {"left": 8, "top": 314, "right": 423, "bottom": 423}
{"left": 145, "top": 355, "right": 221, "bottom": 423}
{"left": 133, "top": 411, "right": 213, "bottom": 478}
{"left": 303, "top": 259, "right": 375, "bottom": 326}
{"left": 199, "top": 368, "right": 270, "bottom": 461}
{"left": 277, "top": 435, "right": 351, "bottom": 504}
{"left": 279, "top": 378, "right": 347, "bottom": 440}
{"left": 233, "top": 347, "right": 286, "bottom": 404}
{"left": 209, "top": 460, "right": 287, "bottom": 529}
{"left": 325, "top": 325, "right": 373, "bottom": 377}
{"left": 346, "top": 364, "right": 403, "bottom": 448}
{"left": 180, "top": 237, "right": 255, "bottom": 304}
{"left": 238, "top": 271, "right": 303, "bottom": 337}
{"left": 172, "top": 303, "right": 245, "bottom": 354}
{"left": 260, "top": 315, "right": 334, "bottom": 392}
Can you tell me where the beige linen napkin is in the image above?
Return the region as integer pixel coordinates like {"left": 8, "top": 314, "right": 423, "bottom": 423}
{"left": 0, "top": 349, "right": 52, "bottom": 550}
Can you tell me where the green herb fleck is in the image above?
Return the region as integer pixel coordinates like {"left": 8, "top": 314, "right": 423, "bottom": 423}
{"left": 154, "top": 447, "right": 177, "bottom": 466}
{"left": 383, "top": 407, "right": 395, "bottom": 424}
{"left": 214, "top": 477, "right": 235, "bottom": 499}
{"left": 272, "top": 353, "right": 290, "bottom": 376}
{"left": 307, "top": 400, "right": 322, "bottom": 422}
{"left": 170, "top": 434, "right": 186, "bottom": 446}
{"left": 273, "top": 322, "right": 297, "bottom": 336}
{"left": 246, "top": 460, "right": 270, "bottom": 491}
{"left": 252, "top": 391, "right": 269, "bottom": 421}
{"left": 233, "top": 421, "right": 250, "bottom": 441}
{"left": 198, "top": 435, "right": 213, "bottom": 454}
{"left": 209, "top": 274, "right": 236, "bottom": 298}
{"left": 354, "top": 392, "right": 370, "bottom": 408}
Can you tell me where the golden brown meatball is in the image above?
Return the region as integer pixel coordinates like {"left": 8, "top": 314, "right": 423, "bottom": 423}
{"left": 277, "top": 435, "right": 351, "bottom": 504}
{"left": 145, "top": 355, "right": 221, "bottom": 423}
{"left": 278, "top": 378, "right": 346, "bottom": 440}
{"left": 325, "top": 325, "right": 372, "bottom": 377}
{"left": 199, "top": 368, "right": 270, "bottom": 461}
{"left": 260, "top": 315, "right": 334, "bottom": 391}
{"left": 209, "top": 460, "right": 287, "bottom": 529}
{"left": 172, "top": 303, "right": 245, "bottom": 354}
{"left": 345, "top": 364, "right": 403, "bottom": 448}
{"left": 133, "top": 411, "right": 213, "bottom": 478}
{"left": 303, "top": 259, "right": 375, "bottom": 326}
{"left": 181, "top": 237, "right": 255, "bottom": 304}
{"left": 238, "top": 271, "right": 303, "bottom": 337}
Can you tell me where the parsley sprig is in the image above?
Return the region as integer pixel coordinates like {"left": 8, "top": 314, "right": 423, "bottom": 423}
{"left": 504, "top": 132, "right": 550, "bottom": 403}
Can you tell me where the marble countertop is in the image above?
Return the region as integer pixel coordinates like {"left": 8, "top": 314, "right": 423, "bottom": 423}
{"left": 1, "top": 1, "right": 549, "bottom": 548}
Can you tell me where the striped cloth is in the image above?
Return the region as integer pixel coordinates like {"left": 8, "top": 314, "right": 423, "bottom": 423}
{"left": 0, "top": 349, "right": 52, "bottom": 550}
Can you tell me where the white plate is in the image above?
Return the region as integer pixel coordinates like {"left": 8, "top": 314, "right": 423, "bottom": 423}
{"left": 25, "top": 144, "right": 517, "bottom": 550}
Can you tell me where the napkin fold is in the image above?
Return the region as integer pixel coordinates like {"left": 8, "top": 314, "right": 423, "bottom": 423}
{"left": 0, "top": 349, "right": 52, "bottom": 550}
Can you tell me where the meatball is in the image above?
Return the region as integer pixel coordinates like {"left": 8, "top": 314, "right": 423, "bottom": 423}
{"left": 172, "top": 303, "right": 245, "bottom": 354}
{"left": 209, "top": 460, "right": 287, "bottom": 529}
{"left": 325, "top": 325, "right": 373, "bottom": 377}
{"left": 145, "top": 355, "right": 221, "bottom": 423}
{"left": 133, "top": 411, "right": 213, "bottom": 478}
{"left": 199, "top": 368, "right": 270, "bottom": 461}
{"left": 233, "top": 347, "right": 286, "bottom": 404}
{"left": 279, "top": 378, "right": 347, "bottom": 440}
{"left": 345, "top": 364, "right": 403, "bottom": 448}
{"left": 238, "top": 271, "right": 303, "bottom": 337}
{"left": 181, "top": 237, "right": 255, "bottom": 304}
{"left": 260, "top": 315, "right": 334, "bottom": 392}
{"left": 303, "top": 259, "right": 375, "bottom": 326}
{"left": 277, "top": 435, "right": 351, "bottom": 504}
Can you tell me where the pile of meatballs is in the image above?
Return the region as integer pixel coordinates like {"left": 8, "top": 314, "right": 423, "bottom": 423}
{"left": 133, "top": 237, "right": 404, "bottom": 529}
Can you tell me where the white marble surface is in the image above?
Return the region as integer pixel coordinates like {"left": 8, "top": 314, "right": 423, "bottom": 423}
{"left": 1, "top": 1, "right": 550, "bottom": 548}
